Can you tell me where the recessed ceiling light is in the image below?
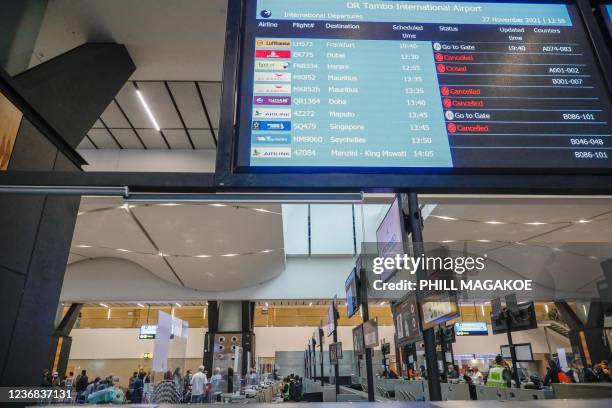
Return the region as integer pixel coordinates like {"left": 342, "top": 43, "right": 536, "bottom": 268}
{"left": 209, "top": 203, "right": 227, "bottom": 207}
{"left": 525, "top": 221, "right": 547, "bottom": 226}
{"left": 260, "top": 249, "right": 273, "bottom": 253}
{"left": 576, "top": 219, "right": 591, "bottom": 224}
{"left": 222, "top": 253, "right": 239, "bottom": 257}
{"left": 484, "top": 221, "right": 505, "bottom": 225}
{"left": 135, "top": 89, "right": 160, "bottom": 131}
{"left": 195, "top": 254, "right": 211, "bottom": 258}
{"left": 476, "top": 239, "right": 492, "bottom": 243}
{"left": 100, "top": 303, "right": 108, "bottom": 308}
{"left": 76, "top": 245, "right": 92, "bottom": 248}
{"left": 137, "top": 303, "right": 145, "bottom": 308}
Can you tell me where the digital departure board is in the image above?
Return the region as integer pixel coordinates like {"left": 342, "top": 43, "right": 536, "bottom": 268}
{"left": 603, "top": 5, "right": 612, "bottom": 38}
{"left": 235, "top": 0, "right": 612, "bottom": 171}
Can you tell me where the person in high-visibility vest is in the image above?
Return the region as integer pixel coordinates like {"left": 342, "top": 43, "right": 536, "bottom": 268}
{"left": 486, "top": 355, "right": 512, "bottom": 388}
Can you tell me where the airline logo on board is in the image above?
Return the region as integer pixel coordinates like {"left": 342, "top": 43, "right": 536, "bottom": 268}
{"left": 253, "top": 108, "right": 292, "bottom": 119}
{"left": 254, "top": 84, "right": 291, "bottom": 94}
{"left": 254, "top": 72, "right": 292, "bottom": 82}
{"left": 252, "top": 121, "right": 292, "bottom": 131}
{"left": 256, "top": 38, "right": 291, "bottom": 48}
{"left": 252, "top": 147, "right": 291, "bottom": 158}
{"left": 256, "top": 50, "right": 291, "bottom": 59}
{"left": 253, "top": 134, "right": 292, "bottom": 144}
{"left": 253, "top": 96, "right": 291, "bottom": 105}
{"left": 255, "top": 61, "right": 291, "bottom": 70}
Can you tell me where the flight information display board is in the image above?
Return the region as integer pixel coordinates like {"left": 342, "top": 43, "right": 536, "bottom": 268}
{"left": 603, "top": 5, "right": 612, "bottom": 38}
{"left": 235, "top": 0, "right": 612, "bottom": 171}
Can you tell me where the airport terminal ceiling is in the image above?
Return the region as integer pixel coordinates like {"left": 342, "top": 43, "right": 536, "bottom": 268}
{"left": 62, "top": 195, "right": 612, "bottom": 302}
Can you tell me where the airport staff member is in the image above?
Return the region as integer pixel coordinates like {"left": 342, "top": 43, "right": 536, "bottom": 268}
{"left": 486, "top": 355, "right": 512, "bottom": 388}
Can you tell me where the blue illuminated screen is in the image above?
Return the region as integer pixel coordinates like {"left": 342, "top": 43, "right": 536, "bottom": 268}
{"left": 236, "top": 1, "right": 612, "bottom": 170}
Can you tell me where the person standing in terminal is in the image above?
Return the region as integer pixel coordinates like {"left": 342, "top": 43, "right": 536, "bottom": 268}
{"left": 190, "top": 365, "right": 208, "bottom": 403}
{"left": 130, "top": 372, "right": 145, "bottom": 403}
{"left": 75, "top": 369, "right": 88, "bottom": 402}
{"left": 152, "top": 371, "right": 181, "bottom": 404}
{"left": 544, "top": 359, "right": 562, "bottom": 386}
{"left": 486, "top": 355, "right": 512, "bottom": 388}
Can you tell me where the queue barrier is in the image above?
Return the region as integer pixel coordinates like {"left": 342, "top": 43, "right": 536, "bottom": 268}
{"left": 393, "top": 380, "right": 429, "bottom": 401}
{"left": 441, "top": 382, "right": 471, "bottom": 400}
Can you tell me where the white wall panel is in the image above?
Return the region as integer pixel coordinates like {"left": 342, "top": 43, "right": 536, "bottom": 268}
{"left": 310, "top": 204, "right": 354, "bottom": 255}
{"left": 281, "top": 205, "right": 309, "bottom": 255}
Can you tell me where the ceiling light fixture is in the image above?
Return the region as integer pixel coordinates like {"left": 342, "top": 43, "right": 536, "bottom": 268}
{"left": 209, "top": 203, "right": 227, "bottom": 207}
{"left": 525, "top": 221, "right": 547, "bottom": 226}
{"left": 576, "top": 219, "right": 591, "bottom": 224}
{"left": 222, "top": 253, "right": 239, "bottom": 257}
{"left": 260, "top": 249, "right": 273, "bottom": 253}
{"left": 137, "top": 303, "right": 145, "bottom": 308}
{"left": 158, "top": 203, "right": 181, "bottom": 207}
{"left": 157, "top": 252, "right": 168, "bottom": 257}
{"left": 441, "top": 240, "right": 455, "bottom": 243}
{"left": 76, "top": 245, "right": 92, "bottom": 248}
{"left": 135, "top": 89, "right": 160, "bottom": 131}
{"left": 195, "top": 254, "right": 211, "bottom": 258}
{"left": 116, "top": 248, "right": 132, "bottom": 253}
{"left": 476, "top": 239, "right": 492, "bottom": 243}
{"left": 432, "top": 215, "right": 457, "bottom": 220}
{"left": 484, "top": 221, "right": 505, "bottom": 225}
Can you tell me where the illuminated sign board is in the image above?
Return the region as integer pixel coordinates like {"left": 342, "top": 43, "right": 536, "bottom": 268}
{"left": 228, "top": 1, "right": 612, "bottom": 174}
{"left": 0, "top": 92, "right": 22, "bottom": 171}
{"left": 454, "top": 321, "right": 488, "bottom": 336}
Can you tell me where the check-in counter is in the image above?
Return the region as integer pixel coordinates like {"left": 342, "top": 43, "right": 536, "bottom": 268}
{"left": 303, "top": 378, "right": 322, "bottom": 394}
{"left": 552, "top": 383, "right": 612, "bottom": 399}
{"left": 474, "top": 385, "right": 506, "bottom": 401}
{"left": 374, "top": 378, "right": 404, "bottom": 398}
{"left": 394, "top": 379, "right": 429, "bottom": 401}
{"left": 322, "top": 385, "right": 337, "bottom": 402}
{"left": 474, "top": 385, "right": 553, "bottom": 401}
{"left": 441, "top": 382, "right": 471, "bottom": 400}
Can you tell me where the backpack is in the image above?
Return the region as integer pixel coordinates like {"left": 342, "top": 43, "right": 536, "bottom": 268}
{"left": 558, "top": 371, "right": 572, "bottom": 384}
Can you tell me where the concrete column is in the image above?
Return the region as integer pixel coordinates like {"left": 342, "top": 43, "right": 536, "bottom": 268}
{"left": 0, "top": 42, "right": 133, "bottom": 386}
